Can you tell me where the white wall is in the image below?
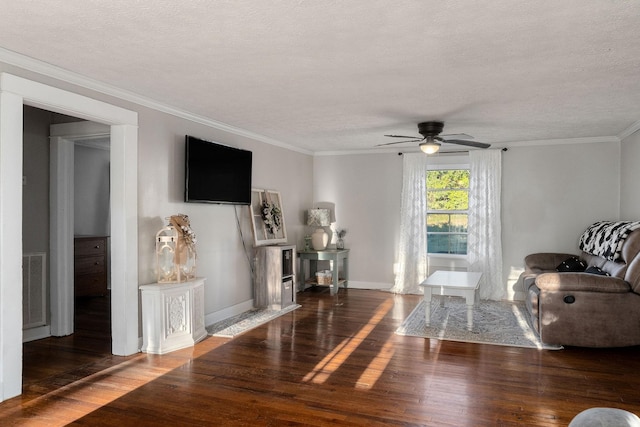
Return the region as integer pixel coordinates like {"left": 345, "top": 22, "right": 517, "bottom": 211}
{"left": 22, "top": 106, "right": 50, "bottom": 254}
{"left": 314, "top": 140, "right": 622, "bottom": 299}
{"left": 133, "top": 107, "right": 313, "bottom": 319}
{"left": 313, "top": 153, "right": 402, "bottom": 288}
{"left": 621, "top": 131, "right": 640, "bottom": 218}
{"left": 502, "top": 141, "right": 620, "bottom": 298}
{"left": 74, "top": 144, "right": 110, "bottom": 236}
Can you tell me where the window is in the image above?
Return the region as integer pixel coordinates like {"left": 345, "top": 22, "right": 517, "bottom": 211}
{"left": 426, "top": 168, "right": 469, "bottom": 255}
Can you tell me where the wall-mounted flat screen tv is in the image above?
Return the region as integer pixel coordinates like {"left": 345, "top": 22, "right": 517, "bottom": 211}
{"left": 184, "top": 135, "right": 252, "bottom": 205}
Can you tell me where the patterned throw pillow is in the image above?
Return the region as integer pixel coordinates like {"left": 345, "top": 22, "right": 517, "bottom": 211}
{"left": 585, "top": 266, "right": 610, "bottom": 276}
{"left": 556, "top": 256, "right": 587, "bottom": 272}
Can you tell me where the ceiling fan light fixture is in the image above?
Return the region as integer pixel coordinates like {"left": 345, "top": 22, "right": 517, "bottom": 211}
{"left": 420, "top": 139, "right": 441, "bottom": 154}
{"left": 379, "top": 121, "right": 490, "bottom": 151}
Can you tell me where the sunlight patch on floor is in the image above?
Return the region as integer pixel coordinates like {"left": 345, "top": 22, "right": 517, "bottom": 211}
{"left": 7, "top": 339, "right": 229, "bottom": 426}
{"left": 510, "top": 304, "right": 543, "bottom": 349}
{"left": 355, "top": 339, "right": 395, "bottom": 390}
{"left": 303, "top": 299, "right": 394, "bottom": 386}
{"left": 18, "top": 355, "right": 188, "bottom": 424}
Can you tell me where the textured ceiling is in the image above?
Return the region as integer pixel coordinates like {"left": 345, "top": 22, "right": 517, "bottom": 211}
{"left": 1, "top": 0, "right": 640, "bottom": 153}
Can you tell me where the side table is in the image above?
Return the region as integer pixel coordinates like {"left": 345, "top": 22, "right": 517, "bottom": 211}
{"left": 298, "top": 249, "right": 349, "bottom": 296}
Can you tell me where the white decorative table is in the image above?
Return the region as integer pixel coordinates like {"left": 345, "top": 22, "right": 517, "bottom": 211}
{"left": 139, "top": 277, "right": 206, "bottom": 354}
{"left": 420, "top": 271, "right": 483, "bottom": 331}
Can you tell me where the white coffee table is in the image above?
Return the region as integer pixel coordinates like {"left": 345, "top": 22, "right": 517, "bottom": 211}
{"left": 420, "top": 270, "right": 483, "bottom": 331}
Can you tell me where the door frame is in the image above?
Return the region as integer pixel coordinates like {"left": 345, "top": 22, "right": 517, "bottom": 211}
{"left": 0, "top": 73, "right": 139, "bottom": 402}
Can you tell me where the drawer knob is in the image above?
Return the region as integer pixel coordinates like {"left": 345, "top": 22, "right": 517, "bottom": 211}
{"left": 94, "top": 245, "right": 100, "bottom": 249}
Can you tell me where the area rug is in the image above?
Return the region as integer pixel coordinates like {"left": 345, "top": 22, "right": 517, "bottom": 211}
{"left": 206, "top": 304, "right": 301, "bottom": 338}
{"left": 396, "top": 297, "right": 561, "bottom": 350}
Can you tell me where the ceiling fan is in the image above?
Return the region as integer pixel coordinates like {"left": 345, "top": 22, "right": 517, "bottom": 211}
{"left": 377, "top": 121, "right": 491, "bottom": 154}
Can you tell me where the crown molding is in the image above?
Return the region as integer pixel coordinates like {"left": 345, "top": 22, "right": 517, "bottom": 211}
{"left": 314, "top": 148, "right": 413, "bottom": 156}
{"left": 498, "top": 135, "right": 620, "bottom": 147}
{"left": 314, "top": 136, "right": 620, "bottom": 156}
{"left": 0, "top": 47, "right": 312, "bottom": 155}
{"left": 619, "top": 120, "right": 640, "bottom": 140}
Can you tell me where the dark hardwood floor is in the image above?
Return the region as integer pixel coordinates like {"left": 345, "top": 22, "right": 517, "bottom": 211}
{"left": 3, "top": 288, "right": 640, "bottom": 426}
{"left": 21, "top": 294, "right": 113, "bottom": 393}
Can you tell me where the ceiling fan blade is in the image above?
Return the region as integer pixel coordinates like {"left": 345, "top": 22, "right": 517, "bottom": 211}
{"left": 376, "top": 139, "right": 423, "bottom": 147}
{"left": 384, "top": 134, "right": 420, "bottom": 139}
{"left": 440, "top": 133, "right": 474, "bottom": 140}
{"left": 444, "top": 139, "right": 491, "bottom": 149}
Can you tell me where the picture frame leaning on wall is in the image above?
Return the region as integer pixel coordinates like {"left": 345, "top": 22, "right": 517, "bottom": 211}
{"left": 249, "top": 189, "right": 287, "bottom": 246}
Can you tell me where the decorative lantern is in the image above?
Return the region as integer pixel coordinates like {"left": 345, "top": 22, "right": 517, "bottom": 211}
{"left": 155, "top": 214, "right": 197, "bottom": 283}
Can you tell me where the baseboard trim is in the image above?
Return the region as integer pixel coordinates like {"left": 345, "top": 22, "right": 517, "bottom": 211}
{"left": 201, "top": 283, "right": 391, "bottom": 328}
{"left": 346, "top": 281, "right": 392, "bottom": 291}
{"left": 204, "top": 299, "right": 255, "bottom": 327}
{"left": 22, "top": 325, "right": 51, "bottom": 343}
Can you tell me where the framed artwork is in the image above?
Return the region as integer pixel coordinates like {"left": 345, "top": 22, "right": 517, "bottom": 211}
{"left": 249, "top": 189, "right": 287, "bottom": 246}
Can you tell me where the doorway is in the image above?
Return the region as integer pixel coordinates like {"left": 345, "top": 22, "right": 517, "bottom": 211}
{"left": 49, "top": 121, "right": 112, "bottom": 338}
{"left": 71, "top": 134, "right": 112, "bottom": 349}
{"left": 0, "top": 73, "right": 139, "bottom": 402}
{"left": 21, "top": 109, "right": 113, "bottom": 344}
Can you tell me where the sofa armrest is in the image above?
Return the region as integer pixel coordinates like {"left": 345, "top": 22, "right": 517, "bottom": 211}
{"left": 535, "top": 272, "right": 631, "bottom": 293}
{"left": 524, "top": 252, "right": 577, "bottom": 274}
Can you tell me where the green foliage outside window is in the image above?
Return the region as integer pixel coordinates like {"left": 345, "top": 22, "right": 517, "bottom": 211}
{"left": 427, "top": 169, "right": 469, "bottom": 255}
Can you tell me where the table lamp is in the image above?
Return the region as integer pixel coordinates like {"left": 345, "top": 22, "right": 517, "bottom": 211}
{"left": 307, "top": 208, "right": 331, "bottom": 250}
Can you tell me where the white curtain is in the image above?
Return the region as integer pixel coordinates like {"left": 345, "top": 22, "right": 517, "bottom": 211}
{"left": 391, "top": 153, "right": 428, "bottom": 294}
{"left": 467, "top": 149, "right": 504, "bottom": 300}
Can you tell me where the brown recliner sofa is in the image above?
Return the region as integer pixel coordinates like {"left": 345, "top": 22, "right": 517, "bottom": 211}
{"left": 522, "top": 225, "right": 640, "bottom": 347}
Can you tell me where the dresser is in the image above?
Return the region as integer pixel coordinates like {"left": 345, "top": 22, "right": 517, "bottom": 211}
{"left": 74, "top": 235, "right": 108, "bottom": 297}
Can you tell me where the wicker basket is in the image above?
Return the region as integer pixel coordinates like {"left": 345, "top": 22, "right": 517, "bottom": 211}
{"left": 315, "top": 270, "right": 332, "bottom": 285}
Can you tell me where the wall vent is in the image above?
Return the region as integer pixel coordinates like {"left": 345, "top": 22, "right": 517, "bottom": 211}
{"left": 23, "top": 252, "right": 47, "bottom": 329}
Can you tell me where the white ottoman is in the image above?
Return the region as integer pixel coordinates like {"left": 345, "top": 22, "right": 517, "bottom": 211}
{"left": 569, "top": 408, "right": 640, "bottom": 427}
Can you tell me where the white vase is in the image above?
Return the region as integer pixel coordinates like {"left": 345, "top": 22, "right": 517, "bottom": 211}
{"left": 311, "top": 228, "right": 328, "bottom": 250}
